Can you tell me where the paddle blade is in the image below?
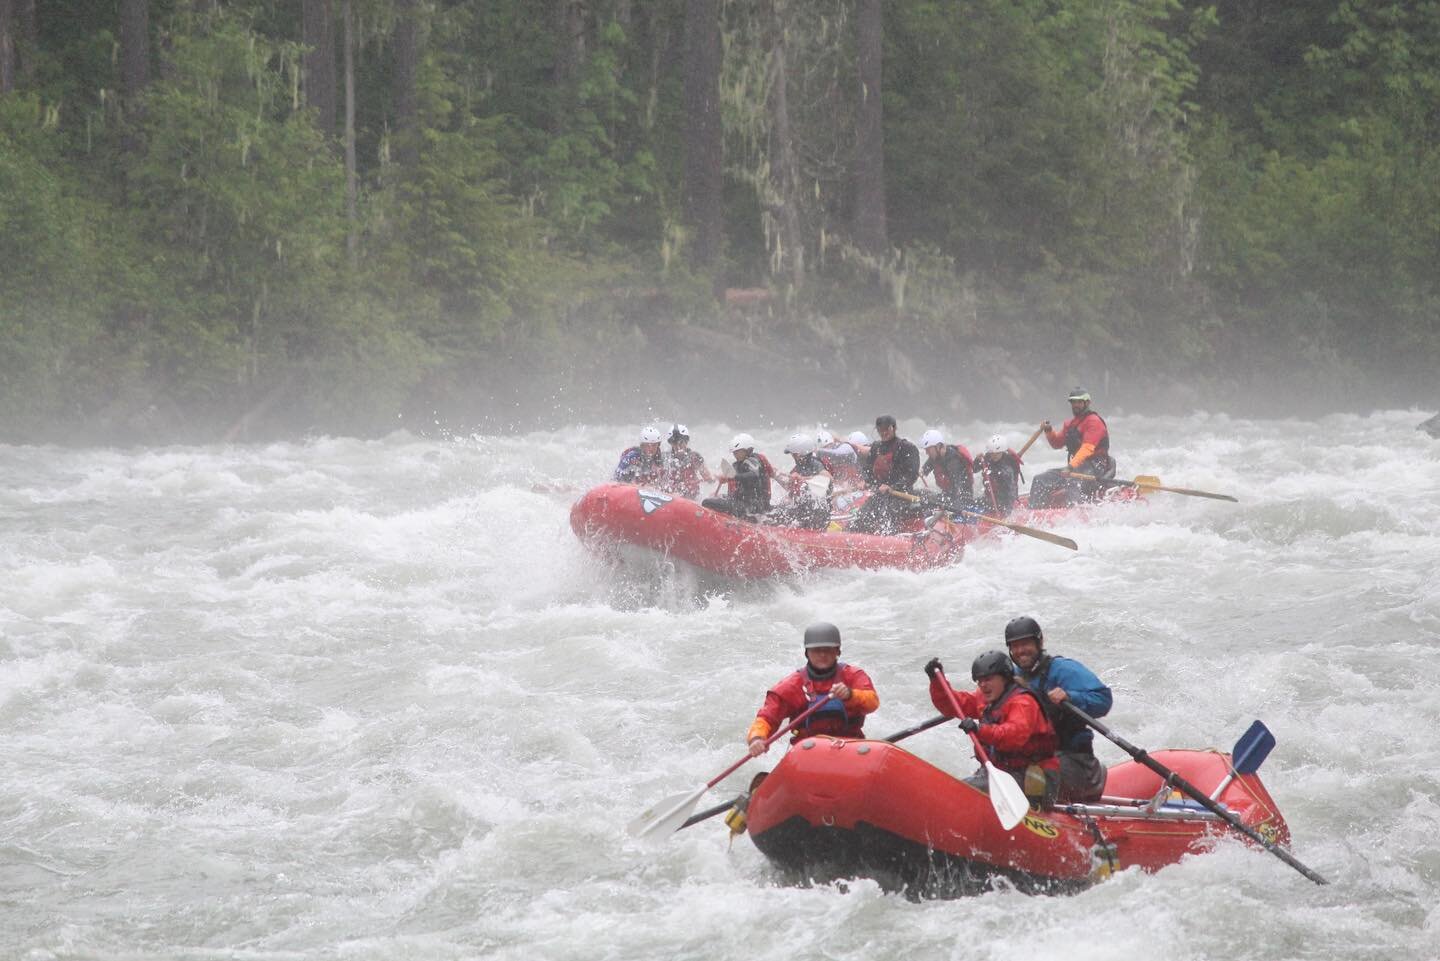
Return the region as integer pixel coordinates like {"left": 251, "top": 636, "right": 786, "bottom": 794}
{"left": 984, "top": 762, "right": 1030, "bottom": 831}
{"left": 628, "top": 785, "right": 708, "bottom": 840}
{"left": 1231, "top": 720, "right": 1276, "bottom": 775}
{"left": 718, "top": 458, "right": 735, "bottom": 479}
{"left": 1133, "top": 474, "right": 1162, "bottom": 489}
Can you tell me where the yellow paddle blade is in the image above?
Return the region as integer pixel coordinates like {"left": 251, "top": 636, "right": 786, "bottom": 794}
{"left": 1133, "top": 474, "right": 1162, "bottom": 489}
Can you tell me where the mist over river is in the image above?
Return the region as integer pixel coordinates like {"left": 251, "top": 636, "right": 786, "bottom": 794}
{"left": 3, "top": 410, "right": 1439, "bottom": 960}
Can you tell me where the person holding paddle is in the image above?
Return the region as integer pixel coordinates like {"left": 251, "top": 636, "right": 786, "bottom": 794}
{"left": 976, "top": 434, "right": 1025, "bottom": 515}
{"left": 661, "top": 423, "right": 713, "bottom": 498}
{"left": 1002, "top": 616, "right": 1112, "bottom": 802}
{"left": 924, "top": 650, "right": 1060, "bottom": 806}
{"left": 746, "top": 623, "right": 879, "bottom": 757}
{"left": 917, "top": 428, "right": 976, "bottom": 514}
{"left": 1028, "top": 388, "right": 1116, "bottom": 508}
{"left": 613, "top": 425, "right": 667, "bottom": 486}
{"left": 702, "top": 432, "right": 775, "bottom": 518}
{"left": 849, "top": 415, "right": 921, "bottom": 534}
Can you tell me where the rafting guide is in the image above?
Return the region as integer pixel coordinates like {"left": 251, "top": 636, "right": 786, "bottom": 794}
{"left": 746, "top": 622, "right": 880, "bottom": 756}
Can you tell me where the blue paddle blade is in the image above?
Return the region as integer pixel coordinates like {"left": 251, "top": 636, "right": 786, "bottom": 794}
{"left": 1231, "top": 720, "right": 1275, "bottom": 775}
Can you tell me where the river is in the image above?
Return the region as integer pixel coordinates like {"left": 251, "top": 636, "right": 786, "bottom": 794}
{"left": 3, "top": 411, "right": 1438, "bottom": 960}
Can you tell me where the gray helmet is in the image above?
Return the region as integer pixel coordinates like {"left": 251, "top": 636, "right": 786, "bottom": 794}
{"left": 1004, "top": 616, "right": 1043, "bottom": 646}
{"left": 971, "top": 650, "right": 1014, "bottom": 681}
{"left": 1067, "top": 388, "right": 1091, "bottom": 403}
{"left": 803, "top": 622, "right": 842, "bottom": 650}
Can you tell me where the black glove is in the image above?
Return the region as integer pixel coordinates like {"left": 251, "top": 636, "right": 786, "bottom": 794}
{"left": 958, "top": 717, "right": 979, "bottom": 734}
{"left": 924, "top": 657, "right": 943, "bottom": 679}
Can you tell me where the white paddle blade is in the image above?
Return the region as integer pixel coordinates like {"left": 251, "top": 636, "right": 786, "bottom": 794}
{"left": 627, "top": 785, "right": 708, "bottom": 840}
{"left": 718, "top": 458, "right": 735, "bottom": 479}
{"left": 985, "top": 762, "right": 1030, "bottom": 831}
{"left": 804, "top": 474, "right": 831, "bottom": 501}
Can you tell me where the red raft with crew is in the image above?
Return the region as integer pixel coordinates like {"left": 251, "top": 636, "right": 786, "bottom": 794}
{"left": 743, "top": 732, "right": 1292, "bottom": 896}
{"left": 570, "top": 482, "right": 972, "bottom": 577}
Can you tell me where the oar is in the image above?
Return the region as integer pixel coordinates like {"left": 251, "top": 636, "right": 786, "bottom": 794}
{"left": 887, "top": 489, "right": 1079, "bottom": 551}
{"left": 1063, "top": 471, "right": 1238, "bottom": 503}
{"left": 628, "top": 694, "right": 838, "bottom": 840}
{"left": 1017, "top": 425, "right": 1045, "bottom": 458}
{"left": 1057, "top": 701, "right": 1327, "bottom": 885}
{"left": 1208, "top": 720, "right": 1275, "bottom": 800}
{"left": 956, "top": 508, "right": 1079, "bottom": 551}
{"left": 934, "top": 669, "right": 1029, "bottom": 830}
{"left": 678, "top": 713, "right": 951, "bottom": 831}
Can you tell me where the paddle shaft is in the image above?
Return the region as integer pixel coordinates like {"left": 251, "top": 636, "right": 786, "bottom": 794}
{"left": 890, "top": 488, "right": 1078, "bottom": 550}
{"left": 933, "top": 669, "right": 994, "bottom": 774}
{"left": 1062, "top": 471, "right": 1238, "bottom": 502}
{"left": 1017, "top": 425, "right": 1046, "bottom": 459}
{"left": 706, "top": 693, "right": 838, "bottom": 790}
{"left": 1059, "top": 701, "right": 1327, "bottom": 885}
{"left": 679, "top": 713, "right": 951, "bottom": 831}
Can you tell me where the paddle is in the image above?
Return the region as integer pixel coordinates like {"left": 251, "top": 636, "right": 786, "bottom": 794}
{"left": 886, "top": 489, "right": 1078, "bottom": 551}
{"left": 1056, "top": 701, "right": 1327, "bottom": 885}
{"left": 934, "top": 668, "right": 1029, "bottom": 830}
{"left": 1208, "top": 720, "right": 1274, "bottom": 800}
{"left": 1017, "top": 425, "right": 1046, "bottom": 459}
{"left": 628, "top": 694, "right": 838, "bottom": 840}
{"left": 713, "top": 457, "right": 734, "bottom": 496}
{"left": 1063, "top": 471, "right": 1238, "bottom": 503}
{"left": 677, "top": 713, "right": 952, "bottom": 831}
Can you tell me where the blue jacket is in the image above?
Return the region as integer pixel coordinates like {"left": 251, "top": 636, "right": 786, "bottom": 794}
{"left": 1017, "top": 655, "right": 1112, "bottom": 753}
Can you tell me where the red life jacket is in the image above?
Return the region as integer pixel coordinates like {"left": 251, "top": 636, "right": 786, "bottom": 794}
{"left": 818, "top": 449, "right": 863, "bottom": 489}
{"left": 771, "top": 664, "right": 874, "bottom": 740}
{"left": 979, "top": 683, "right": 1060, "bottom": 776}
{"left": 929, "top": 445, "right": 974, "bottom": 497}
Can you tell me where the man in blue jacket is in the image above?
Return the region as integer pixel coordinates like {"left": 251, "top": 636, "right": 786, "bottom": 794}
{"left": 1003, "top": 616, "right": 1113, "bottom": 802}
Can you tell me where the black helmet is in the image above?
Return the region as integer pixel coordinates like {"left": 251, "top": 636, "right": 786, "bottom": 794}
{"left": 874, "top": 414, "right": 897, "bottom": 430}
{"left": 971, "top": 650, "right": 1014, "bottom": 682}
{"left": 1004, "top": 616, "right": 1043, "bottom": 646}
{"left": 803, "top": 622, "right": 842, "bottom": 650}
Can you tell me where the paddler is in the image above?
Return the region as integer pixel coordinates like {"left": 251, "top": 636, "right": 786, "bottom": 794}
{"left": 747, "top": 623, "right": 879, "bottom": 756}
{"left": 767, "top": 432, "right": 830, "bottom": 530}
{"left": 1027, "top": 387, "right": 1115, "bottom": 508}
{"left": 701, "top": 432, "right": 774, "bottom": 518}
{"left": 975, "top": 434, "right": 1025, "bottom": 515}
{"left": 924, "top": 650, "right": 1059, "bottom": 806}
{"left": 613, "top": 425, "right": 667, "bottom": 486}
{"left": 849, "top": 415, "right": 921, "bottom": 534}
{"left": 917, "top": 428, "right": 975, "bottom": 514}
{"left": 660, "top": 423, "right": 712, "bottom": 498}
{"left": 1002, "top": 616, "right": 1111, "bottom": 802}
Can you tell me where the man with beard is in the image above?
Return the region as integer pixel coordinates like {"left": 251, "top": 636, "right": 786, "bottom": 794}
{"left": 1028, "top": 388, "right": 1115, "bottom": 508}
{"left": 849, "top": 415, "right": 921, "bottom": 534}
{"left": 1002, "top": 616, "right": 1113, "bottom": 802}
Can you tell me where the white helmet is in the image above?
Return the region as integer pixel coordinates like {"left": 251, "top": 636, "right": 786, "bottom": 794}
{"left": 639, "top": 425, "right": 663, "bottom": 444}
{"left": 816, "top": 428, "right": 835, "bottom": 447}
{"left": 729, "top": 432, "right": 757, "bottom": 453}
{"left": 785, "top": 431, "right": 817, "bottom": 455}
{"left": 919, "top": 429, "right": 945, "bottom": 449}
{"left": 668, "top": 423, "right": 690, "bottom": 443}
{"left": 847, "top": 430, "right": 869, "bottom": 446}
{"left": 986, "top": 434, "right": 1006, "bottom": 454}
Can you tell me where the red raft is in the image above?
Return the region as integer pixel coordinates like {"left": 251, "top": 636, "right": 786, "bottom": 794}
{"left": 570, "top": 483, "right": 972, "bottom": 577}
{"left": 745, "top": 735, "right": 1293, "bottom": 896}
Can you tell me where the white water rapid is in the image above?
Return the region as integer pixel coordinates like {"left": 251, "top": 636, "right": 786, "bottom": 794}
{"left": 3, "top": 411, "right": 1438, "bottom": 960}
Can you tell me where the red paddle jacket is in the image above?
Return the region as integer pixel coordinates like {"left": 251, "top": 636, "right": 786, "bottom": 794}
{"left": 929, "top": 676, "right": 1059, "bottom": 776}
{"left": 747, "top": 664, "right": 879, "bottom": 743}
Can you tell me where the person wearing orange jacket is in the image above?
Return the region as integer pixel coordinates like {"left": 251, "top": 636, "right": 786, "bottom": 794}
{"left": 923, "top": 650, "right": 1060, "bottom": 805}
{"left": 1028, "top": 388, "right": 1116, "bottom": 508}
{"left": 747, "top": 623, "right": 880, "bottom": 756}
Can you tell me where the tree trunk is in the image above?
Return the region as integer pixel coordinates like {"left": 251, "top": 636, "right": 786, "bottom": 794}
{"left": 302, "top": 0, "right": 336, "bottom": 138}
{"left": 767, "top": 0, "right": 804, "bottom": 291}
{"left": 392, "top": 0, "right": 420, "bottom": 166}
{"left": 343, "top": 0, "right": 358, "bottom": 263}
{"left": 852, "top": 0, "right": 887, "bottom": 255}
{"left": 0, "top": 0, "right": 14, "bottom": 94}
{"left": 553, "top": 0, "right": 587, "bottom": 87}
{"left": 119, "top": 0, "right": 149, "bottom": 106}
{"left": 682, "top": 0, "right": 723, "bottom": 267}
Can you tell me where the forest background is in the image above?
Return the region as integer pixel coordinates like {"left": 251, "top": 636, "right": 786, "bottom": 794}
{"left": 1, "top": 0, "right": 1437, "bottom": 442}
